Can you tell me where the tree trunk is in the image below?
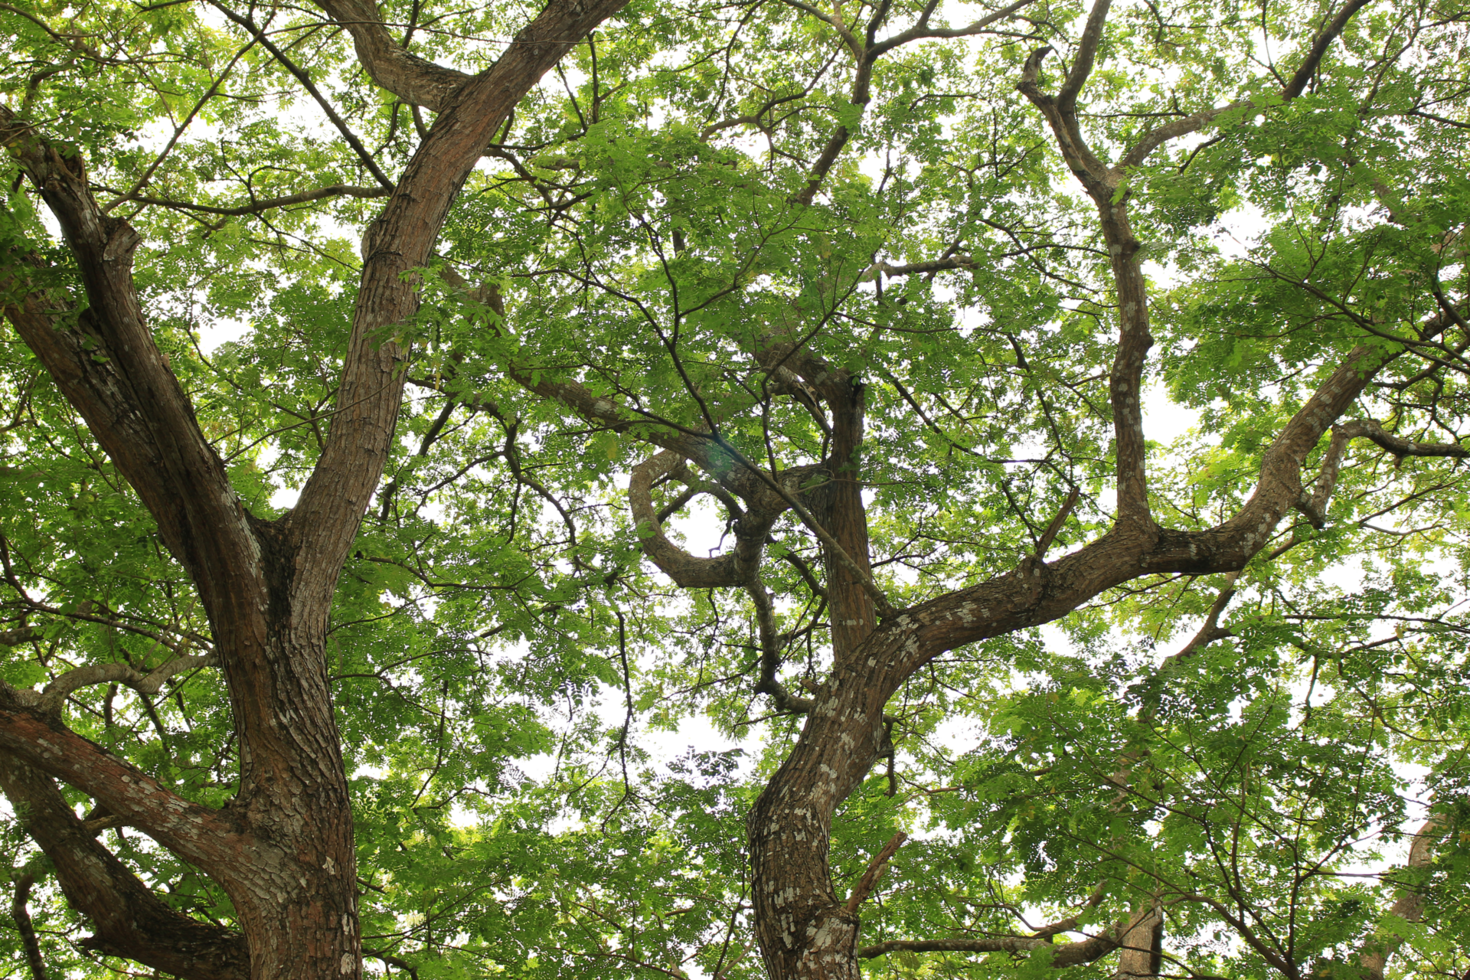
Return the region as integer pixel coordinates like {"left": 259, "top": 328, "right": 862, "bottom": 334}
{"left": 0, "top": 1, "right": 628, "bottom": 975}
{"left": 750, "top": 368, "right": 884, "bottom": 980}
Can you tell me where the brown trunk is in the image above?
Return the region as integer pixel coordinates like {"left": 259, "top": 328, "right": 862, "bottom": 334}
{"left": 750, "top": 370, "right": 882, "bottom": 980}
{"left": 0, "top": 1, "right": 627, "bottom": 976}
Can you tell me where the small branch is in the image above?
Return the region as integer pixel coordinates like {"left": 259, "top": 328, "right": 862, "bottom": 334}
{"left": 11, "top": 873, "right": 50, "bottom": 980}
{"left": 209, "top": 2, "right": 395, "bottom": 189}
{"left": 1167, "top": 574, "right": 1237, "bottom": 666}
{"left": 110, "top": 183, "right": 391, "bottom": 218}
{"left": 364, "top": 950, "right": 421, "bottom": 980}
{"left": 866, "top": 0, "right": 1038, "bottom": 59}
{"left": 1296, "top": 419, "right": 1467, "bottom": 529}
{"left": 843, "top": 831, "right": 906, "bottom": 913}
{"left": 1034, "top": 485, "right": 1081, "bottom": 558}
{"left": 1281, "top": 0, "right": 1372, "bottom": 99}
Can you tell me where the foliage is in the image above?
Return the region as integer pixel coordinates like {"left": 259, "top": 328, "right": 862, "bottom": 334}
{"left": 2, "top": 0, "right": 1469, "bottom": 977}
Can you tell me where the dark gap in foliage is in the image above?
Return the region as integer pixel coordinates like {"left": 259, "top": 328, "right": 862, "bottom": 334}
{"left": 1140, "top": 387, "right": 1199, "bottom": 440}
{"left": 201, "top": 318, "right": 249, "bottom": 352}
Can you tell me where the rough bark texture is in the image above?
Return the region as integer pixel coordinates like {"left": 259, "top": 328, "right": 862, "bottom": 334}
{"left": 0, "top": 0, "right": 627, "bottom": 976}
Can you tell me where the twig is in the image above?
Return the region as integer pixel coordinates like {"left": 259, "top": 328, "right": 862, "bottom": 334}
{"left": 843, "top": 831, "right": 907, "bottom": 913}
{"left": 12, "top": 873, "right": 50, "bottom": 980}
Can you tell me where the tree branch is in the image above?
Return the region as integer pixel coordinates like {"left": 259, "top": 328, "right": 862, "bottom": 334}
{"left": 37, "top": 653, "right": 218, "bottom": 715}
{"left": 10, "top": 872, "right": 49, "bottom": 980}
{"left": 866, "top": 0, "right": 1039, "bottom": 60}
{"left": 0, "top": 752, "right": 249, "bottom": 980}
{"left": 1281, "top": 0, "right": 1373, "bottom": 100}
{"left": 1056, "top": 0, "right": 1111, "bottom": 112}
{"left": 209, "top": 3, "right": 395, "bottom": 190}
{"left": 0, "top": 680, "right": 250, "bottom": 878}
{"left": 629, "top": 451, "right": 770, "bottom": 588}
{"left": 287, "top": 0, "right": 632, "bottom": 603}
{"left": 857, "top": 904, "right": 1157, "bottom": 967}
{"left": 842, "top": 831, "right": 906, "bottom": 913}
{"left": 312, "top": 0, "right": 471, "bottom": 110}
{"left": 111, "top": 184, "right": 391, "bottom": 219}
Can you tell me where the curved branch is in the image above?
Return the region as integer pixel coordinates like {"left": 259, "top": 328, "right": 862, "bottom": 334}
{"left": 288, "top": 0, "right": 632, "bottom": 600}
{"left": 38, "top": 653, "right": 218, "bottom": 714}
{"left": 1295, "top": 418, "right": 1467, "bottom": 529}
{"left": 629, "top": 451, "right": 760, "bottom": 588}
{"left": 312, "top": 0, "right": 471, "bottom": 110}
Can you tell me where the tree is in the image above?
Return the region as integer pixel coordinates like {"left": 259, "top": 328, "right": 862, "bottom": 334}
{"left": 2, "top": 0, "right": 1469, "bottom": 978}
{"left": 0, "top": 0, "right": 626, "bottom": 975}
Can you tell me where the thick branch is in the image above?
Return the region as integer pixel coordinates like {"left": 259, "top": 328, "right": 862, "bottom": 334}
{"left": 287, "top": 0, "right": 631, "bottom": 603}
{"left": 629, "top": 451, "right": 769, "bottom": 588}
{"left": 38, "top": 653, "right": 217, "bottom": 714}
{"left": 889, "top": 336, "right": 1391, "bottom": 691}
{"left": 1282, "top": 0, "right": 1373, "bottom": 100}
{"left": 1358, "top": 815, "right": 1443, "bottom": 980}
{"left": 1056, "top": 0, "right": 1111, "bottom": 112}
{"left": 0, "top": 680, "right": 238, "bottom": 869}
{"left": 0, "top": 753, "right": 249, "bottom": 980}
{"left": 1295, "top": 419, "right": 1467, "bottom": 529}
{"left": 857, "top": 904, "right": 1158, "bottom": 967}
{"left": 311, "top": 0, "right": 468, "bottom": 110}
{"left": 0, "top": 106, "right": 270, "bottom": 638}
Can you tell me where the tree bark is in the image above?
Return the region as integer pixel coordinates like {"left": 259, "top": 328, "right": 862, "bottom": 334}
{"left": 0, "top": 0, "right": 627, "bottom": 976}
{"left": 740, "top": 4, "right": 1389, "bottom": 974}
